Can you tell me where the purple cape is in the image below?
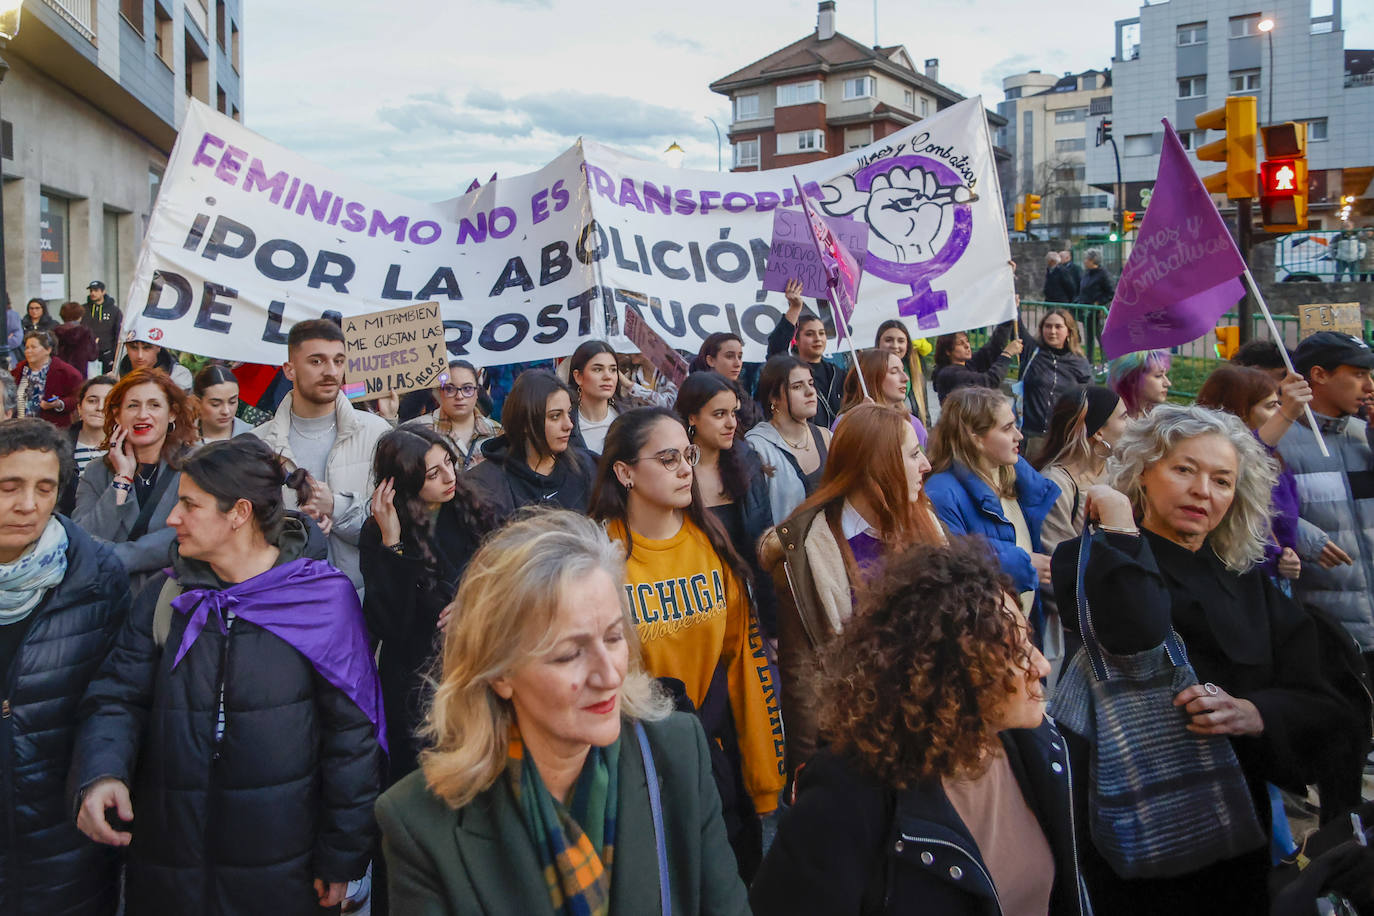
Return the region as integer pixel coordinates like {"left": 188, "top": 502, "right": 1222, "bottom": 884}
{"left": 169, "top": 557, "right": 388, "bottom": 753}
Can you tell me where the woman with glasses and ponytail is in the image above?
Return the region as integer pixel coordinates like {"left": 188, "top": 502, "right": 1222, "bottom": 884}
{"left": 590, "top": 407, "right": 785, "bottom": 882}
{"left": 409, "top": 360, "right": 502, "bottom": 471}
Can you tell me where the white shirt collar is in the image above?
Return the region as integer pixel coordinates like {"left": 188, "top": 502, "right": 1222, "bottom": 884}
{"left": 840, "top": 500, "right": 879, "bottom": 540}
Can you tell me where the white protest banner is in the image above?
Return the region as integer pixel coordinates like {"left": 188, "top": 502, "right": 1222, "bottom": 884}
{"left": 127, "top": 98, "right": 1013, "bottom": 366}
{"left": 341, "top": 302, "right": 448, "bottom": 400}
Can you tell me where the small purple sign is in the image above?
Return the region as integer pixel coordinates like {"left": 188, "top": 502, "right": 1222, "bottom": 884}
{"left": 762, "top": 208, "right": 869, "bottom": 300}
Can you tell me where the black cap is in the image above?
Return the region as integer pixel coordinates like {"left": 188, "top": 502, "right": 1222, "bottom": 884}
{"left": 87, "top": 280, "right": 105, "bottom": 290}
{"left": 1294, "top": 331, "right": 1374, "bottom": 374}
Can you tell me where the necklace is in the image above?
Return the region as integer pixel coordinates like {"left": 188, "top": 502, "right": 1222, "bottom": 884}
{"left": 137, "top": 464, "right": 157, "bottom": 485}
{"left": 290, "top": 414, "right": 337, "bottom": 441}
{"left": 779, "top": 424, "right": 812, "bottom": 451}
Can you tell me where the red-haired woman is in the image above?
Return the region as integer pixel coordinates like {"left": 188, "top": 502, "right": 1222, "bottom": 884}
{"left": 73, "top": 368, "right": 199, "bottom": 591}
{"left": 761, "top": 404, "right": 945, "bottom": 778}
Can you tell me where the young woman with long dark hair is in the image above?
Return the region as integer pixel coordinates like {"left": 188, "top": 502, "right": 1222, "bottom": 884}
{"left": 675, "top": 371, "right": 777, "bottom": 640}
{"left": 360, "top": 426, "right": 498, "bottom": 785}
{"left": 768, "top": 280, "right": 845, "bottom": 427}
{"left": 745, "top": 354, "right": 832, "bottom": 525}
{"left": 568, "top": 339, "right": 621, "bottom": 453}
{"left": 192, "top": 364, "right": 251, "bottom": 443}
{"left": 930, "top": 320, "right": 1023, "bottom": 404}
{"left": 589, "top": 407, "right": 784, "bottom": 881}
{"left": 761, "top": 404, "right": 945, "bottom": 778}
{"left": 464, "top": 369, "right": 596, "bottom": 521}
{"left": 691, "top": 331, "right": 746, "bottom": 381}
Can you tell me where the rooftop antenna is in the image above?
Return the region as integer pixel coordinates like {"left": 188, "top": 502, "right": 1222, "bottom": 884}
{"left": 873, "top": 0, "right": 878, "bottom": 45}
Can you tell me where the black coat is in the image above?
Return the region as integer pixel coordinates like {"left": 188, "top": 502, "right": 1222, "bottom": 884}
{"left": 708, "top": 442, "right": 779, "bottom": 638}
{"left": 70, "top": 520, "right": 382, "bottom": 916}
{"left": 1051, "top": 530, "right": 1360, "bottom": 916}
{"left": 750, "top": 720, "right": 1091, "bottom": 916}
{"left": 463, "top": 435, "right": 596, "bottom": 521}
{"left": 0, "top": 518, "right": 127, "bottom": 916}
{"left": 1020, "top": 342, "right": 1093, "bottom": 435}
{"left": 931, "top": 321, "right": 1017, "bottom": 404}
{"left": 359, "top": 503, "right": 486, "bottom": 785}
{"left": 767, "top": 316, "right": 845, "bottom": 428}
{"left": 1043, "top": 265, "right": 1078, "bottom": 303}
{"left": 1073, "top": 267, "right": 1114, "bottom": 306}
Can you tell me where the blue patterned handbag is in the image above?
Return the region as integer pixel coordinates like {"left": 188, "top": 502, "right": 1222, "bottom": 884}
{"left": 1047, "top": 525, "right": 1266, "bottom": 879}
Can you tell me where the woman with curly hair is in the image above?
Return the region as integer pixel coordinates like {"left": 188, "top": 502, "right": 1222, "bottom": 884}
{"left": 1049, "top": 405, "right": 1364, "bottom": 915}
{"left": 751, "top": 539, "right": 1089, "bottom": 916}
{"left": 73, "top": 368, "right": 199, "bottom": 591}
{"left": 360, "top": 425, "right": 498, "bottom": 786}
{"left": 760, "top": 404, "right": 944, "bottom": 778}
{"left": 1106, "top": 348, "right": 1172, "bottom": 419}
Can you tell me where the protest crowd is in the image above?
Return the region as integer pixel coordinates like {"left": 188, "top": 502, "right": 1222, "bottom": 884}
{"left": 2, "top": 243, "right": 1374, "bottom": 916}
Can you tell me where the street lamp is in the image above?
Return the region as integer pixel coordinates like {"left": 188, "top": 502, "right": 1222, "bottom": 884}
{"left": 1258, "top": 17, "right": 1275, "bottom": 126}
{"left": 0, "top": 0, "right": 20, "bottom": 369}
{"left": 704, "top": 116, "right": 723, "bottom": 172}
{"left": 663, "top": 141, "right": 685, "bottom": 169}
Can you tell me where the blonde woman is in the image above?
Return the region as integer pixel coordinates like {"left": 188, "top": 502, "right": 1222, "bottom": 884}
{"left": 375, "top": 510, "right": 750, "bottom": 916}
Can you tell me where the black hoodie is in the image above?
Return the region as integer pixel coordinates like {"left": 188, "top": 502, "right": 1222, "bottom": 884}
{"left": 464, "top": 434, "right": 597, "bottom": 522}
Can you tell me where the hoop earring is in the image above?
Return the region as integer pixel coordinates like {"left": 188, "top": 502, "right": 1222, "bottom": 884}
{"left": 687, "top": 424, "right": 696, "bottom": 440}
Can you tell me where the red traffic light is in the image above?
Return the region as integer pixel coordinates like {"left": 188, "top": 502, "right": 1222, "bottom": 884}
{"left": 1261, "top": 159, "right": 1299, "bottom": 197}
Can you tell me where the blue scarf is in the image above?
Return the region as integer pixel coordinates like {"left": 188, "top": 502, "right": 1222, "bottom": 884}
{"left": 0, "top": 518, "right": 68, "bottom": 623}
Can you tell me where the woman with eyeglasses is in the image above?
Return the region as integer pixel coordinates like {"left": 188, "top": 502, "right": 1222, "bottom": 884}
{"left": 408, "top": 360, "right": 502, "bottom": 471}
{"left": 590, "top": 407, "right": 785, "bottom": 881}
{"left": 746, "top": 354, "right": 833, "bottom": 526}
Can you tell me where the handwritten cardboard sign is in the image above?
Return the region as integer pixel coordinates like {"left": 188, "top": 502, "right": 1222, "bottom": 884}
{"left": 762, "top": 208, "right": 870, "bottom": 300}
{"left": 1298, "top": 302, "right": 1362, "bottom": 340}
{"left": 341, "top": 302, "right": 448, "bottom": 400}
{"left": 624, "top": 309, "right": 689, "bottom": 387}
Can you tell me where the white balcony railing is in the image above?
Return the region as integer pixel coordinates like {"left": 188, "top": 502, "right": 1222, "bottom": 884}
{"left": 43, "top": 0, "right": 95, "bottom": 40}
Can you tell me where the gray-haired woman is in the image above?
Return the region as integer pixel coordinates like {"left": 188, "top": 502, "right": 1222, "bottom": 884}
{"left": 1049, "top": 404, "right": 1364, "bottom": 916}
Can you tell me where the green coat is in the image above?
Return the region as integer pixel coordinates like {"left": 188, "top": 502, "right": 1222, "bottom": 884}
{"left": 375, "top": 712, "right": 751, "bottom": 916}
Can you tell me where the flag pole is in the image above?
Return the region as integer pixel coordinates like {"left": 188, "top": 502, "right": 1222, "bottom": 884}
{"left": 828, "top": 280, "right": 870, "bottom": 400}
{"left": 1241, "top": 267, "right": 1329, "bottom": 458}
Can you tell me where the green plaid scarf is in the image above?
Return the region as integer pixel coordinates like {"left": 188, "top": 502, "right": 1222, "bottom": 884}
{"left": 506, "top": 728, "right": 620, "bottom": 916}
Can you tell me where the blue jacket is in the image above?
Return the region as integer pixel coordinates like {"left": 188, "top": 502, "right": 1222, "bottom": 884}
{"left": 925, "top": 458, "right": 1060, "bottom": 599}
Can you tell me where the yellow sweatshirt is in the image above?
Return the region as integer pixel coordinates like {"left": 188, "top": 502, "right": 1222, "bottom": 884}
{"left": 606, "top": 518, "right": 785, "bottom": 815}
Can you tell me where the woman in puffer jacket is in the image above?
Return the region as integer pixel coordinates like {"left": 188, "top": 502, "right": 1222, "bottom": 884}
{"left": 71, "top": 436, "right": 383, "bottom": 916}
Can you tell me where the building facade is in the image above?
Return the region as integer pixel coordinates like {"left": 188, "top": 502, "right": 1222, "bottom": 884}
{"left": 997, "top": 69, "right": 1115, "bottom": 238}
{"left": 710, "top": 1, "right": 1006, "bottom": 172}
{"left": 2, "top": 0, "right": 243, "bottom": 312}
{"left": 1086, "top": 0, "right": 1373, "bottom": 228}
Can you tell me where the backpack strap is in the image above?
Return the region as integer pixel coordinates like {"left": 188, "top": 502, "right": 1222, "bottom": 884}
{"left": 152, "top": 577, "right": 184, "bottom": 649}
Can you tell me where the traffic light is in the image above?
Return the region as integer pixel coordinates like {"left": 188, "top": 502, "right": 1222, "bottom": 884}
{"left": 1259, "top": 121, "right": 1308, "bottom": 233}
{"left": 1024, "top": 193, "right": 1042, "bottom": 224}
{"left": 1013, "top": 200, "right": 1026, "bottom": 233}
{"left": 1194, "top": 96, "right": 1258, "bottom": 199}
{"left": 1122, "top": 210, "right": 1137, "bottom": 234}
{"left": 1215, "top": 326, "right": 1240, "bottom": 360}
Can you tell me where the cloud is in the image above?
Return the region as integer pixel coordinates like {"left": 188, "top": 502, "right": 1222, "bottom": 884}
{"left": 484, "top": 0, "right": 551, "bottom": 7}
{"left": 652, "top": 30, "right": 704, "bottom": 52}
{"left": 466, "top": 88, "right": 505, "bottom": 111}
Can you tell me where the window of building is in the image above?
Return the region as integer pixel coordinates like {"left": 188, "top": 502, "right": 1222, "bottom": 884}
{"left": 1004, "top": 87, "right": 1021, "bottom": 100}
{"left": 733, "top": 139, "right": 760, "bottom": 168}
{"left": 1230, "top": 69, "right": 1261, "bottom": 93}
{"left": 1178, "top": 76, "right": 1207, "bottom": 98}
{"left": 216, "top": 0, "right": 227, "bottom": 49}
{"left": 1055, "top": 138, "right": 1086, "bottom": 152}
{"left": 1229, "top": 14, "right": 1262, "bottom": 38}
{"left": 231, "top": 22, "right": 241, "bottom": 73}
{"left": 1177, "top": 129, "right": 1205, "bottom": 150}
{"left": 777, "top": 130, "right": 826, "bottom": 155}
{"left": 185, "top": 31, "right": 209, "bottom": 101}
{"left": 1055, "top": 108, "right": 1088, "bottom": 123}
{"left": 846, "top": 126, "right": 873, "bottom": 150}
{"left": 120, "top": 0, "right": 143, "bottom": 33}
{"left": 904, "top": 89, "right": 916, "bottom": 109}
{"left": 1124, "top": 133, "right": 1155, "bottom": 156}
{"left": 39, "top": 193, "right": 71, "bottom": 304}
{"left": 217, "top": 85, "right": 227, "bottom": 113}
{"left": 154, "top": 3, "right": 174, "bottom": 68}
{"left": 1054, "top": 165, "right": 1086, "bottom": 182}
{"left": 777, "top": 80, "right": 823, "bottom": 107}
{"left": 734, "top": 93, "right": 759, "bottom": 121}
{"left": 1177, "top": 22, "right": 1207, "bottom": 45}
{"left": 1306, "top": 117, "right": 1328, "bottom": 141}
{"left": 842, "top": 76, "right": 875, "bottom": 100}
{"left": 920, "top": 98, "right": 929, "bottom": 116}
{"left": 149, "top": 167, "right": 163, "bottom": 208}
{"left": 103, "top": 210, "right": 122, "bottom": 304}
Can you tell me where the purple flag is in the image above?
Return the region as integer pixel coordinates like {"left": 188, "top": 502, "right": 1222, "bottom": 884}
{"left": 1099, "top": 120, "right": 1246, "bottom": 360}
{"left": 170, "top": 558, "right": 387, "bottom": 753}
{"left": 793, "top": 176, "right": 866, "bottom": 341}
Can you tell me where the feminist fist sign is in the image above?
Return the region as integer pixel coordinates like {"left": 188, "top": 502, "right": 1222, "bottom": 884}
{"left": 824, "top": 165, "right": 975, "bottom": 262}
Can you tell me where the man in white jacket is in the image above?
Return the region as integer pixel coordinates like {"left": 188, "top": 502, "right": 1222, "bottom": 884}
{"left": 251, "top": 319, "right": 390, "bottom": 594}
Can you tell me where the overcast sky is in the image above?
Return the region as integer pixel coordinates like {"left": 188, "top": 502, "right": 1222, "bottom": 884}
{"left": 243, "top": 0, "right": 1374, "bottom": 201}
